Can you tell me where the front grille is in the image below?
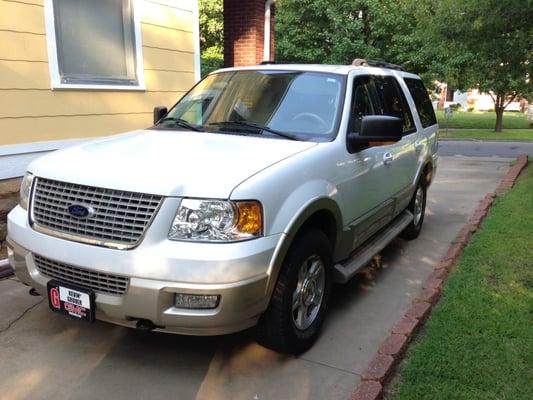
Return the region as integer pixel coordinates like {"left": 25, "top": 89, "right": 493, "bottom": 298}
{"left": 31, "top": 177, "right": 162, "bottom": 249}
{"left": 34, "top": 254, "right": 129, "bottom": 295}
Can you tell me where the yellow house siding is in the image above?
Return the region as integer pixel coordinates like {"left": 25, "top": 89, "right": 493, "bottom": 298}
{"left": 1, "top": 114, "right": 153, "bottom": 143}
{"left": 0, "top": 30, "right": 48, "bottom": 61}
{"left": 0, "top": 0, "right": 45, "bottom": 35}
{"left": 0, "top": 60, "right": 50, "bottom": 89}
{"left": 142, "top": 46, "right": 195, "bottom": 73}
{"left": 0, "top": 0, "right": 198, "bottom": 147}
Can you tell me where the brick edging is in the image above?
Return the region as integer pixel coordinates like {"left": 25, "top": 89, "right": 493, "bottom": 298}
{"left": 349, "top": 154, "right": 529, "bottom": 400}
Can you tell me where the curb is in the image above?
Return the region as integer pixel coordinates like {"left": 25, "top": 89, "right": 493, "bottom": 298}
{"left": 349, "top": 153, "right": 529, "bottom": 400}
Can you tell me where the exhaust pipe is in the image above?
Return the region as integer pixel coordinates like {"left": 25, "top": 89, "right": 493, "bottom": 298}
{"left": 135, "top": 319, "right": 156, "bottom": 332}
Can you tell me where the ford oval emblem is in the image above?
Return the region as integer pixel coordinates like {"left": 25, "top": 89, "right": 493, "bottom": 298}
{"left": 67, "top": 204, "right": 94, "bottom": 219}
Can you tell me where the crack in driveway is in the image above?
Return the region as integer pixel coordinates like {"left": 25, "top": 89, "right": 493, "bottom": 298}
{"left": 0, "top": 298, "right": 43, "bottom": 334}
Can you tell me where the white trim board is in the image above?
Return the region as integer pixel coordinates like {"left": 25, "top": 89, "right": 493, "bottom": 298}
{"left": 192, "top": 0, "right": 201, "bottom": 82}
{"left": 0, "top": 138, "right": 90, "bottom": 180}
{"left": 0, "top": 138, "right": 89, "bottom": 157}
{"left": 1, "top": 152, "right": 47, "bottom": 180}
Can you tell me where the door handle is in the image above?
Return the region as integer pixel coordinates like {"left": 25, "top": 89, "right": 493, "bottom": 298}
{"left": 414, "top": 140, "right": 423, "bottom": 153}
{"left": 383, "top": 152, "right": 393, "bottom": 165}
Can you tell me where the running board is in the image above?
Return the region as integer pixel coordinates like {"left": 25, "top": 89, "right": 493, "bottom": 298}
{"left": 333, "top": 211, "right": 413, "bottom": 284}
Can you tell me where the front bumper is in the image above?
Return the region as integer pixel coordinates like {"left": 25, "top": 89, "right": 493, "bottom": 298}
{"left": 7, "top": 205, "right": 283, "bottom": 335}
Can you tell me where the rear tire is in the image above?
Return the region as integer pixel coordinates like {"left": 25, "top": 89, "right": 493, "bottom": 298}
{"left": 401, "top": 180, "right": 427, "bottom": 240}
{"left": 256, "top": 228, "right": 332, "bottom": 354}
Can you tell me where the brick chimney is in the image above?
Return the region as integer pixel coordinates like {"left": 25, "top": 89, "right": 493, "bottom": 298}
{"left": 223, "top": 0, "right": 275, "bottom": 67}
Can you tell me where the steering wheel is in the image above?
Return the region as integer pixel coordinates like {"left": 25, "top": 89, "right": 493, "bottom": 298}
{"left": 291, "top": 112, "right": 328, "bottom": 130}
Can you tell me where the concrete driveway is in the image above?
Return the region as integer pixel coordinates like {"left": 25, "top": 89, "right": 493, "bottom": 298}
{"left": 0, "top": 156, "right": 511, "bottom": 400}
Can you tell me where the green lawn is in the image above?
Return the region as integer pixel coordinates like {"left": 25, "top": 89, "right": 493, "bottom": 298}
{"left": 439, "top": 129, "right": 533, "bottom": 141}
{"left": 388, "top": 166, "right": 533, "bottom": 400}
{"left": 436, "top": 110, "right": 530, "bottom": 129}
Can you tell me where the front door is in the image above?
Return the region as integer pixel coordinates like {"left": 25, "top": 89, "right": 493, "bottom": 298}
{"left": 337, "top": 74, "right": 419, "bottom": 249}
{"left": 337, "top": 75, "right": 395, "bottom": 248}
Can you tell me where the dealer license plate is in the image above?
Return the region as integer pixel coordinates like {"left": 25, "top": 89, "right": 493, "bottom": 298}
{"left": 47, "top": 280, "right": 95, "bottom": 322}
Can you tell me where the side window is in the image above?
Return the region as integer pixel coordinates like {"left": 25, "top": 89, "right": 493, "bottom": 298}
{"left": 349, "top": 76, "right": 381, "bottom": 133}
{"left": 377, "top": 77, "right": 416, "bottom": 135}
{"left": 404, "top": 78, "right": 437, "bottom": 128}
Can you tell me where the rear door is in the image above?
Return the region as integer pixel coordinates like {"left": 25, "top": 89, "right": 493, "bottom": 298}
{"left": 404, "top": 77, "right": 439, "bottom": 175}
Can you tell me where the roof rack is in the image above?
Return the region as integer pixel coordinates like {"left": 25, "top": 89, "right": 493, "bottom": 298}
{"left": 351, "top": 58, "right": 405, "bottom": 71}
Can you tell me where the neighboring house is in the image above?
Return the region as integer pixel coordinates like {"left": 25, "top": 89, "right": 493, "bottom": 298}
{"left": 452, "top": 89, "right": 522, "bottom": 112}
{"left": 0, "top": 0, "right": 201, "bottom": 179}
{"left": 435, "top": 83, "right": 522, "bottom": 112}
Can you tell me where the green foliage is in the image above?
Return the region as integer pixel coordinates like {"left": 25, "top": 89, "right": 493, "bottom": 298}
{"left": 201, "top": 47, "right": 223, "bottom": 78}
{"left": 276, "top": 0, "right": 422, "bottom": 69}
{"left": 414, "top": 0, "right": 532, "bottom": 131}
{"left": 415, "top": 0, "right": 532, "bottom": 98}
{"left": 276, "top": 0, "right": 532, "bottom": 130}
{"left": 199, "top": 0, "right": 223, "bottom": 76}
{"left": 390, "top": 167, "right": 533, "bottom": 399}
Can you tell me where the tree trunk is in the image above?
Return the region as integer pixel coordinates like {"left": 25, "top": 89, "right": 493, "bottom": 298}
{"left": 495, "top": 106, "right": 504, "bottom": 132}
{"left": 494, "top": 94, "right": 504, "bottom": 132}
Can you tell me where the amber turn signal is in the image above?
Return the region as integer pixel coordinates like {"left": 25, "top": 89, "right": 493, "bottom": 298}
{"left": 235, "top": 201, "right": 262, "bottom": 236}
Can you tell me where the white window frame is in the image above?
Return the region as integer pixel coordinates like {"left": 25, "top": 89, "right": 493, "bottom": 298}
{"left": 44, "top": 0, "right": 145, "bottom": 91}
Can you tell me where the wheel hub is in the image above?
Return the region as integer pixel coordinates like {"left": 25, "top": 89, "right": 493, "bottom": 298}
{"left": 302, "top": 279, "right": 317, "bottom": 306}
{"left": 292, "top": 255, "right": 326, "bottom": 330}
{"left": 413, "top": 187, "right": 424, "bottom": 226}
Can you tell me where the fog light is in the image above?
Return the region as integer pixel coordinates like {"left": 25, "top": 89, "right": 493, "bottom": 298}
{"left": 174, "top": 293, "right": 220, "bottom": 309}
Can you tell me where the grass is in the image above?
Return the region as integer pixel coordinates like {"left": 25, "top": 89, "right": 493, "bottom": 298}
{"left": 436, "top": 110, "right": 530, "bottom": 129}
{"left": 388, "top": 166, "right": 533, "bottom": 400}
{"left": 439, "top": 129, "right": 533, "bottom": 141}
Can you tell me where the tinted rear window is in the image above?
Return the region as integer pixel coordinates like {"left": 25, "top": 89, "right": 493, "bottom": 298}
{"left": 404, "top": 78, "right": 437, "bottom": 128}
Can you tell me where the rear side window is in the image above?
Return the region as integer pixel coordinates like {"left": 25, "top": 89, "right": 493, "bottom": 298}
{"left": 377, "top": 76, "right": 415, "bottom": 135}
{"left": 404, "top": 78, "right": 437, "bottom": 128}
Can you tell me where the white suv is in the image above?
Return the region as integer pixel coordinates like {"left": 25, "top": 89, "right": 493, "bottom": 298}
{"left": 8, "top": 60, "right": 438, "bottom": 353}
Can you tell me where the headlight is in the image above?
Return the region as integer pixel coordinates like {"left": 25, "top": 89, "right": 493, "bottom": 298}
{"left": 169, "top": 199, "right": 262, "bottom": 242}
{"left": 19, "top": 172, "right": 34, "bottom": 210}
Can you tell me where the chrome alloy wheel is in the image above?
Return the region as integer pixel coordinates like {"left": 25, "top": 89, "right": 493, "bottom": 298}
{"left": 413, "top": 186, "right": 424, "bottom": 226}
{"left": 292, "top": 255, "right": 326, "bottom": 330}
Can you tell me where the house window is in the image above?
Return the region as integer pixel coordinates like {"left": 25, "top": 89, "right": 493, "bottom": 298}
{"left": 45, "top": 0, "right": 144, "bottom": 90}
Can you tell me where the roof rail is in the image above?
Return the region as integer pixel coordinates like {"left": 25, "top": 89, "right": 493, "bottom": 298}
{"left": 351, "top": 58, "right": 405, "bottom": 71}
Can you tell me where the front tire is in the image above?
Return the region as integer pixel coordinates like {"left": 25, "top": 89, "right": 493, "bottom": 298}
{"left": 256, "top": 228, "right": 332, "bottom": 354}
{"left": 401, "top": 180, "right": 427, "bottom": 240}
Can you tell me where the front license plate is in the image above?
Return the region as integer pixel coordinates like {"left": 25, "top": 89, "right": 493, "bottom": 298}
{"left": 47, "top": 280, "right": 95, "bottom": 322}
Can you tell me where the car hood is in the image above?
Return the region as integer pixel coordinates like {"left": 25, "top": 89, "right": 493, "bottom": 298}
{"left": 28, "top": 129, "right": 317, "bottom": 198}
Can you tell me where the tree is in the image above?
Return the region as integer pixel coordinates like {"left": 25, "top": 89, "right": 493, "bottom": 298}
{"left": 276, "top": 0, "right": 421, "bottom": 68}
{"left": 199, "top": 0, "right": 223, "bottom": 76}
{"left": 413, "top": 0, "right": 532, "bottom": 131}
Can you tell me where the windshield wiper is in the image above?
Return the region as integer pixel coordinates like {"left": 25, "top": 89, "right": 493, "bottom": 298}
{"left": 158, "top": 117, "right": 204, "bottom": 132}
{"left": 207, "top": 120, "right": 298, "bottom": 141}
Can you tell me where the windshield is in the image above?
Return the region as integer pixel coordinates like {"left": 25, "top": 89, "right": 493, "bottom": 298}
{"left": 159, "top": 70, "right": 346, "bottom": 141}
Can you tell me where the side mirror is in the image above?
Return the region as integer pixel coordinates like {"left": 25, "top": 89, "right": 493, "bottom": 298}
{"left": 153, "top": 106, "right": 168, "bottom": 125}
{"left": 347, "top": 115, "right": 402, "bottom": 152}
